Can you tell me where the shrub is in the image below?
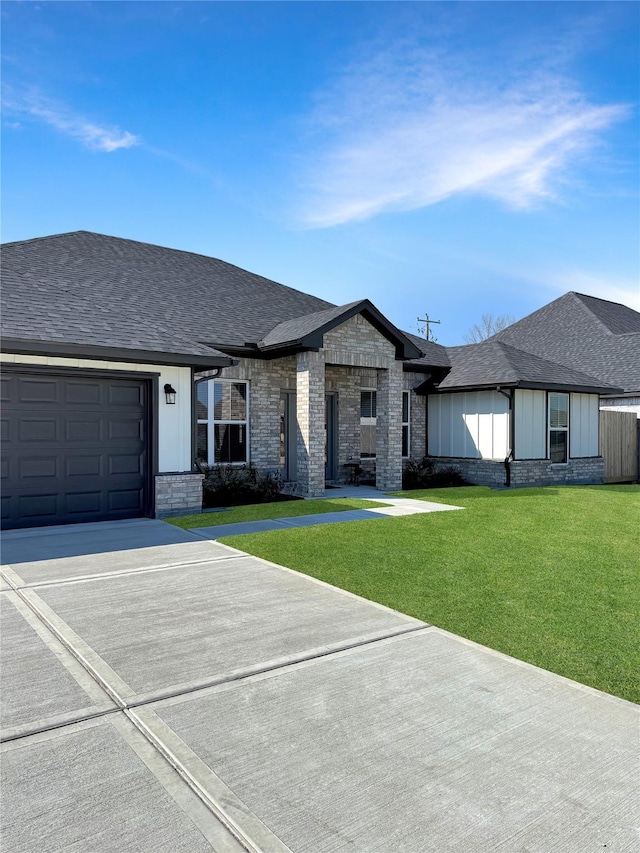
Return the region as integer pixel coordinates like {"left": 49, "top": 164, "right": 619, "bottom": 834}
{"left": 402, "top": 456, "right": 466, "bottom": 490}
{"left": 202, "top": 464, "right": 285, "bottom": 507}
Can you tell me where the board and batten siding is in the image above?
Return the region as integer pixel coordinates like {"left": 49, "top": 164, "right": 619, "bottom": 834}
{"left": 514, "top": 389, "right": 546, "bottom": 459}
{"left": 570, "top": 393, "right": 599, "bottom": 458}
{"left": 428, "top": 391, "right": 509, "bottom": 460}
{"left": 514, "top": 389, "right": 599, "bottom": 460}
{"left": 1, "top": 353, "right": 193, "bottom": 473}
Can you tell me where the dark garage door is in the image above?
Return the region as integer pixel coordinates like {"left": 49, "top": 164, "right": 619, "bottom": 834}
{"left": 1, "top": 370, "right": 151, "bottom": 529}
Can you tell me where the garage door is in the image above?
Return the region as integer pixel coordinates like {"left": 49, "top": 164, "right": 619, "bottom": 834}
{"left": 1, "top": 370, "right": 151, "bottom": 529}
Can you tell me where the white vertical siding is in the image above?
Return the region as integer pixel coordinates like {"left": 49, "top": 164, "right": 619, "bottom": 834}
{"left": 1, "top": 354, "right": 193, "bottom": 473}
{"left": 428, "top": 391, "right": 509, "bottom": 459}
{"left": 570, "top": 393, "right": 599, "bottom": 457}
{"left": 514, "top": 390, "right": 546, "bottom": 459}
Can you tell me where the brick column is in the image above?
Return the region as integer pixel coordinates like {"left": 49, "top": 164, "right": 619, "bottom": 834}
{"left": 296, "top": 350, "right": 326, "bottom": 497}
{"left": 376, "top": 361, "right": 403, "bottom": 491}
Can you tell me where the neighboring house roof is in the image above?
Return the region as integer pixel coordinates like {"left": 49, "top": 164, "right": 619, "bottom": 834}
{"left": 0, "top": 231, "right": 429, "bottom": 367}
{"left": 491, "top": 292, "right": 640, "bottom": 393}
{"left": 436, "top": 340, "right": 621, "bottom": 394}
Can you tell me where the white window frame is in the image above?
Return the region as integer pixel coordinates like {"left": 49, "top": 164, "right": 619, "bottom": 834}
{"left": 360, "top": 388, "right": 377, "bottom": 459}
{"left": 548, "top": 392, "right": 569, "bottom": 464}
{"left": 402, "top": 390, "right": 410, "bottom": 458}
{"left": 197, "top": 379, "right": 250, "bottom": 466}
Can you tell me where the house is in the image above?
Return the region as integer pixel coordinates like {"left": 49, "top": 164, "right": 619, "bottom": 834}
{"left": 491, "top": 292, "right": 640, "bottom": 416}
{"left": 0, "top": 232, "right": 621, "bottom": 529}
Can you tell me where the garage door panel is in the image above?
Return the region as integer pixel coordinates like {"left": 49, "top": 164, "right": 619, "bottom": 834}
{"left": 65, "top": 417, "right": 104, "bottom": 442}
{"left": 19, "top": 493, "right": 59, "bottom": 519}
{"left": 108, "top": 488, "right": 144, "bottom": 511}
{"left": 20, "top": 456, "right": 58, "bottom": 479}
{"left": 64, "top": 380, "right": 103, "bottom": 405}
{"left": 1, "top": 372, "right": 151, "bottom": 529}
{"left": 17, "top": 377, "right": 60, "bottom": 404}
{"left": 66, "top": 454, "right": 103, "bottom": 477}
{"left": 65, "top": 491, "right": 103, "bottom": 515}
{"left": 109, "top": 383, "right": 144, "bottom": 406}
{"left": 18, "top": 417, "right": 58, "bottom": 442}
{"left": 109, "top": 453, "right": 144, "bottom": 475}
{"left": 108, "top": 417, "right": 145, "bottom": 440}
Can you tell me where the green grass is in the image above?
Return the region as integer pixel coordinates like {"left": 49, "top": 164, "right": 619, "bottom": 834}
{"left": 224, "top": 485, "right": 640, "bottom": 703}
{"left": 165, "top": 497, "right": 388, "bottom": 529}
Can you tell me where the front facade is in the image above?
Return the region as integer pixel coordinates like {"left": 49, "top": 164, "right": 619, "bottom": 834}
{"left": 194, "top": 313, "right": 427, "bottom": 497}
{"left": 0, "top": 232, "right": 625, "bottom": 529}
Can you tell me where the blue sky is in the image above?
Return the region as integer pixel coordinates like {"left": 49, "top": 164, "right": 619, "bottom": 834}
{"left": 2, "top": 1, "right": 638, "bottom": 344}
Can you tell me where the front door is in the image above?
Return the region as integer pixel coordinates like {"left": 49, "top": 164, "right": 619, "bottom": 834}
{"left": 325, "top": 393, "right": 338, "bottom": 481}
{"left": 279, "top": 391, "right": 297, "bottom": 481}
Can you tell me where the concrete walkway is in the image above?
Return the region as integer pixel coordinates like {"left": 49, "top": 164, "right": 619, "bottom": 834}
{"left": 1, "top": 518, "right": 638, "bottom": 853}
{"left": 191, "top": 488, "right": 463, "bottom": 540}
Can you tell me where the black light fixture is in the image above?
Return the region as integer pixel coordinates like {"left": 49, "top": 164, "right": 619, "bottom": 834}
{"left": 164, "top": 383, "right": 177, "bottom": 405}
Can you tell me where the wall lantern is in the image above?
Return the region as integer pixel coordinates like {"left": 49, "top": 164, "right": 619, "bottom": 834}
{"left": 164, "top": 383, "right": 177, "bottom": 405}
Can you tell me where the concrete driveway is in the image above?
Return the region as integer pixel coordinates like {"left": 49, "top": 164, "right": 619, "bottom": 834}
{"left": 1, "top": 519, "right": 638, "bottom": 852}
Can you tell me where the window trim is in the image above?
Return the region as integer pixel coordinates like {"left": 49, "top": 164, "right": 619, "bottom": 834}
{"left": 548, "top": 391, "right": 569, "bottom": 464}
{"left": 402, "top": 390, "right": 410, "bottom": 458}
{"left": 360, "top": 387, "right": 377, "bottom": 459}
{"left": 197, "top": 379, "right": 250, "bottom": 466}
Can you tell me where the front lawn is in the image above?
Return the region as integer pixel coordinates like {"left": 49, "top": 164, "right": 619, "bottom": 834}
{"left": 165, "top": 497, "right": 387, "bottom": 529}
{"left": 225, "top": 485, "right": 640, "bottom": 703}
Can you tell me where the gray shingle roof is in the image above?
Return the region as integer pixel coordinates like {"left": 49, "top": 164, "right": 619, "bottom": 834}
{"left": 492, "top": 292, "right": 640, "bottom": 393}
{"left": 260, "top": 300, "right": 423, "bottom": 359}
{"left": 0, "top": 231, "right": 430, "bottom": 366}
{"left": 1, "top": 231, "right": 336, "bottom": 361}
{"left": 438, "top": 340, "right": 621, "bottom": 393}
{"left": 402, "top": 331, "right": 451, "bottom": 369}
{"left": 259, "top": 302, "right": 366, "bottom": 348}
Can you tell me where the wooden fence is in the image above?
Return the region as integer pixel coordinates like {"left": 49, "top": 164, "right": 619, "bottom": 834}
{"left": 599, "top": 410, "right": 639, "bottom": 483}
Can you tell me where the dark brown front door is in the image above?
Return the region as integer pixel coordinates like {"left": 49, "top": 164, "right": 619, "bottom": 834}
{"left": 1, "top": 370, "right": 151, "bottom": 529}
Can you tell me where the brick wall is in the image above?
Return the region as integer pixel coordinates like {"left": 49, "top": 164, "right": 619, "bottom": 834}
{"left": 221, "top": 356, "right": 296, "bottom": 471}
{"left": 376, "top": 361, "right": 404, "bottom": 490}
{"left": 155, "top": 473, "right": 204, "bottom": 518}
{"left": 323, "top": 314, "right": 396, "bottom": 368}
{"left": 296, "top": 350, "right": 325, "bottom": 496}
{"left": 431, "top": 456, "right": 605, "bottom": 487}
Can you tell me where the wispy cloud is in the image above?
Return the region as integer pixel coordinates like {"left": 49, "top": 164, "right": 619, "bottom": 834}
{"left": 297, "top": 40, "right": 630, "bottom": 227}
{"left": 3, "top": 86, "right": 140, "bottom": 152}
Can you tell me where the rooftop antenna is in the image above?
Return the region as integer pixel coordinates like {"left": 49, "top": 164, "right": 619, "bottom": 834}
{"left": 417, "top": 312, "right": 441, "bottom": 342}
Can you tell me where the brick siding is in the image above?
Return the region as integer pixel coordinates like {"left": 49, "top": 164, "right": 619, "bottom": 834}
{"left": 431, "top": 456, "right": 605, "bottom": 488}
{"left": 155, "top": 473, "right": 204, "bottom": 517}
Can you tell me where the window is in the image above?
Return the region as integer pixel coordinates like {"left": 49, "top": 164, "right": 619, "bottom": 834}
{"left": 402, "top": 391, "right": 410, "bottom": 457}
{"left": 196, "top": 382, "right": 209, "bottom": 461}
{"left": 196, "top": 380, "right": 249, "bottom": 465}
{"left": 360, "top": 389, "right": 376, "bottom": 458}
{"left": 549, "top": 392, "right": 569, "bottom": 463}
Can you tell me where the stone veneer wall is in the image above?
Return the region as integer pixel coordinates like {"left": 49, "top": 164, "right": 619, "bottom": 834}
{"left": 431, "top": 456, "right": 605, "bottom": 488}
{"left": 155, "top": 473, "right": 204, "bottom": 518}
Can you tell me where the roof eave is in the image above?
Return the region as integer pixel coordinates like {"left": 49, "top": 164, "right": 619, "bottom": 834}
{"left": 258, "top": 300, "right": 423, "bottom": 360}
{"left": 1, "top": 338, "right": 234, "bottom": 371}
{"left": 434, "top": 379, "right": 623, "bottom": 395}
